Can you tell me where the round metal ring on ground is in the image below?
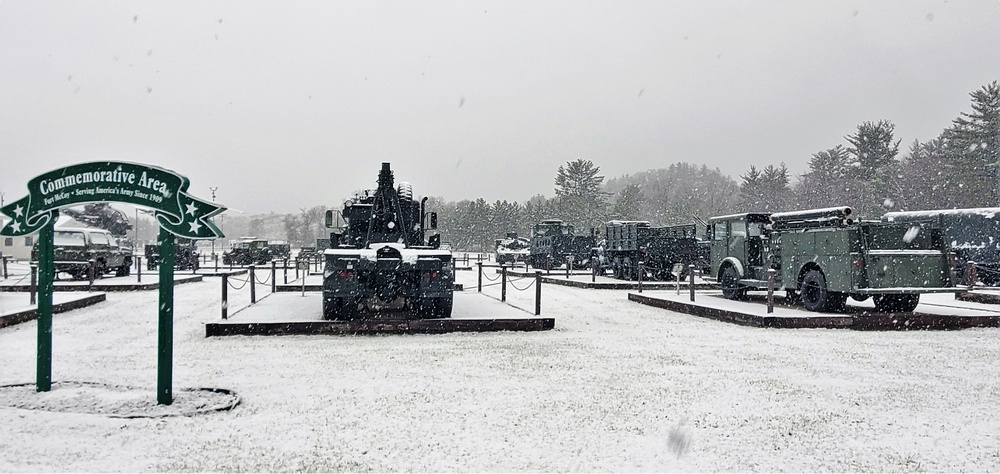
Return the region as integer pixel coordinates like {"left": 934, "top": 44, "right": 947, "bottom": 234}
{"left": 0, "top": 381, "right": 240, "bottom": 418}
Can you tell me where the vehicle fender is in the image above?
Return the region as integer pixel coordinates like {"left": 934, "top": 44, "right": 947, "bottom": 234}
{"left": 720, "top": 257, "right": 744, "bottom": 278}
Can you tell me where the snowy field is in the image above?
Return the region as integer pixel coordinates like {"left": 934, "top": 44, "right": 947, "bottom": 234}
{"left": 1, "top": 267, "right": 1000, "bottom": 471}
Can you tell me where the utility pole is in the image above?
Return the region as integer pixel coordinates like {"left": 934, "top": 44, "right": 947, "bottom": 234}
{"left": 209, "top": 187, "right": 218, "bottom": 257}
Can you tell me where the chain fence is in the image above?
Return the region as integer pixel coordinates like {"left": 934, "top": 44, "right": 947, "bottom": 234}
{"left": 475, "top": 263, "right": 542, "bottom": 316}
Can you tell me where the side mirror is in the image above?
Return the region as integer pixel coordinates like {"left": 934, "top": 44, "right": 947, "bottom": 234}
{"left": 429, "top": 233, "right": 441, "bottom": 249}
{"left": 325, "top": 210, "right": 334, "bottom": 228}
{"left": 428, "top": 212, "right": 438, "bottom": 230}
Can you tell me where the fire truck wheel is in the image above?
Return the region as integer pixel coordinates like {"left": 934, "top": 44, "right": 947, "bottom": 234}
{"left": 800, "top": 269, "right": 830, "bottom": 312}
{"left": 720, "top": 265, "right": 745, "bottom": 300}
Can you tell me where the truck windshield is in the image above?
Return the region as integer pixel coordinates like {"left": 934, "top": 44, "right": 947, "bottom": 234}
{"left": 54, "top": 231, "right": 86, "bottom": 247}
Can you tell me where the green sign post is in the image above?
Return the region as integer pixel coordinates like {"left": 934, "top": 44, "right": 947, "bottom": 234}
{"left": 0, "top": 161, "right": 224, "bottom": 405}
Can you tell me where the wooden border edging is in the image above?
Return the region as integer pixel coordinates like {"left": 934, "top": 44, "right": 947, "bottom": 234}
{"left": 627, "top": 292, "right": 853, "bottom": 328}
{"left": 0, "top": 293, "right": 107, "bottom": 329}
{"left": 0, "top": 275, "right": 202, "bottom": 293}
{"left": 205, "top": 317, "right": 555, "bottom": 337}
{"left": 629, "top": 292, "right": 1000, "bottom": 330}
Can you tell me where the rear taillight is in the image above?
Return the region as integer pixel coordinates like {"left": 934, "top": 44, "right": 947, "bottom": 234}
{"left": 338, "top": 270, "right": 354, "bottom": 279}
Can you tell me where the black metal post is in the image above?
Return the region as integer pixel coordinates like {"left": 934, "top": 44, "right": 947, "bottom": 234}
{"left": 689, "top": 264, "right": 695, "bottom": 302}
{"left": 221, "top": 273, "right": 228, "bottom": 320}
{"left": 566, "top": 257, "right": 571, "bottom": 279}
{"left": 250, "top": 265, "right": 256, "bottom": 304}
{"left": 88, "top": 258, "right": 95, "bottom": 289}
{"left": 534, "top": 271, "right": 542, "bottom": 315}
{"left": 214, "top": 253, "right": 218, "bottom": 272}
{"left": 284, "top": 258, "right": 289, "bottom": 284}
{"left": 1, "top": 255, "right": 7, "bottom": 279}
{"left": 477, "top": 262, "right": 483, "bottom": 292}
{"left": 766, "top": 268, "right": 775, "bottom": 314}
{"left": 137, "top": 256, "right": 142, "bottom": 283}
{"left": 968, "top": 261, "right": 977, "bottom": 290}
{"left": 637, "top": 262, "right": 643, "bottom": 293}
{"left": 30, "top": 264, "right": 37, "bottom": 305}
{"left": 271, "top": 261, "right": 277, "bottom": 293}
{"left": 501, "top": 266, "right": 507, "bottom": 302}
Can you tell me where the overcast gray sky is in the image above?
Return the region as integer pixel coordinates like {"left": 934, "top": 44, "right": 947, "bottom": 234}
{"left": 1, "top": 1, "right": 998, "bottom": 214}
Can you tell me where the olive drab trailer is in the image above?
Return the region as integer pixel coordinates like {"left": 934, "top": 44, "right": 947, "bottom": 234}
{"left": 707, "top": 206, "right": 958, "bottom": 313}
{"left": 600, "top": 220, "right": 704, "bottom": 281}
{"left": 322, "top": 162, "right": 452, "bottom": 320}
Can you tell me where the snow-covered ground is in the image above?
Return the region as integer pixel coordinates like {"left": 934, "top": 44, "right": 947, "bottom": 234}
{"left": 1, "top": 268, "right": 1000, "bottom": 471}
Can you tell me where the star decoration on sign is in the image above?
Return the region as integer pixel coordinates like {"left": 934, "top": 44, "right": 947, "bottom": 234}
{"left": 13, "top": 205, "right": 23, "bottom": 218}
{"left": 10, "top": 221, "right": 21, "bottom": 233}
{"left": 185, "top": 202, "right": 198, "bottom": 216}
{"left": 188, "top": 220, "right": 202, "bottom": 234}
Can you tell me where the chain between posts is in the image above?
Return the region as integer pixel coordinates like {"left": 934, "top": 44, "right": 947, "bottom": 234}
{"left": 475, "top": 262, "right": 544, "bottom": 315}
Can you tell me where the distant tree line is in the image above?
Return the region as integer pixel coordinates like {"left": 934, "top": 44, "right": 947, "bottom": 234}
{"left": 214, "top": 80, "right": 998, "bottom": 253}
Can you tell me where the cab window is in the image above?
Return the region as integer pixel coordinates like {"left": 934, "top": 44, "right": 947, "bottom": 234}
{"left": 713, "top": 223, "right": 728, "bottom": 241}
{"left": 54, "top": 231, "right": 86, "bottom": 246}
{"left": 730, "top": 221, "right": 747, "bottom": 238}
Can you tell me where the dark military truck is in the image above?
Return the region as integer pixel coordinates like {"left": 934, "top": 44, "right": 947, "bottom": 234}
{"left": 222, "top": 238, "right": 271, "bottom": 266}
{"left": 145, "top": 238, "right": 200, "bottom": 271}
{"left": 38, "top": 227, "right": 133, "bottom": 279}
{"left": 883, "top": 207, "right": 1000, "bottom": 286}
{"left": 322, "top": 162, "right": 452, "bottom": 320}
{"left": 528, "top": 219, "right": 596, "bottom": 270}
{"left": 600, "top": 221, "right": 704, "bottom": 281}
{"left": 708, "top": 206, "right": 957, "bottom": 313}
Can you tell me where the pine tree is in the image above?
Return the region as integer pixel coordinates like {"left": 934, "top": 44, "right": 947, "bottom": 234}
{"left": 554, "top": 159, "right": 607, "bottom": 230}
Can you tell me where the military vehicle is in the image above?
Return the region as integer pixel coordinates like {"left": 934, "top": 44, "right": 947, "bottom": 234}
{"left": 60, "top": 203, "right": 133, "bottom": 238}
{"left": 36, "top": 227, "right": 133, "bottom": 279}
{"left": 268, "top": 241, "right": 292, "bottom": 261}
{"left": 222, "top": 238, "right": 271, "bottom": 265}
{"left": 600, "top": 221, "right": 705, "bottom": 280}
{"left": 297, "top": 246, "right": 318, "bottom": 262}
{"left": 707, "top": 206, "right": 957, "bottom": 313}
{"left": 145, "top": 237, "right": 200, "bottom": 271}
{"left": 322, "top": 162, "right": 452, "bottom": 320}
{"left": 883, "top": 207, "right": 1000, "bottom": 286}
{"left": 528, "top": 219, "right": 596, "bottom": 270}
{"left": 494, "top": 232, "right": 531, "bottom": 265}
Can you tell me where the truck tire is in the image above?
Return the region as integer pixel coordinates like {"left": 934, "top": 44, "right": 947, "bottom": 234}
{"left": 623, "top": 257, "right": 636, "bottom": 281}
{"left": 720, "top": 265, "right": 745, "bottom": 300}
{"left": 800, "top": 269, "right": 846, "bottom": 312}
{"left": 874, "top": 294, "right": 919, "bottom": 313}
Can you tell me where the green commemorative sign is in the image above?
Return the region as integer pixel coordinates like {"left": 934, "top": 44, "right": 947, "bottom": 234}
{"left": 0, "top": 161, "right": 225, "bottom": 405}
{"left": 0, "top": 161, "right": 223, "bottom": 239}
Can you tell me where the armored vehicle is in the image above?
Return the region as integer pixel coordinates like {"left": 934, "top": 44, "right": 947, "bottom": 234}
{"left": 528, "top": 219, "right": 596, "bottom": 270}
{"left": 322, "top": 162, "right": 452, "bottom": 320}
{"left": 494, "top": 232, "right": 531, "bottom": 265}
{"left": 708, "top": 206, "right": 957, "bottom": 313}
{"left": 36, "top": 227, "right": 133, "bottom": 279}
{"left": 145, "top": 237, "right": 200, "bottom": 271}
{"left": 883, "top": 207, "right": 1000, "bottom": 286}
{"left": 600, "top": 221, "right": 704, "bottom": 281}
{"left": 222, "top": 238, "right": 271, "bottom": 266}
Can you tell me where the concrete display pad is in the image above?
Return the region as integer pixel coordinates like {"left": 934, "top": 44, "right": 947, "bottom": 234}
{"left": 205, "top": 291, "right": 554, "bottom": 336}
{"left": 0, "top": 274, "right": 202, "bottom": 292}
{"left": 0, "top": 292, "right": 106, "bottom": 329}
{"left": 629, "top": 290, "right": 1000, "bottom": 330}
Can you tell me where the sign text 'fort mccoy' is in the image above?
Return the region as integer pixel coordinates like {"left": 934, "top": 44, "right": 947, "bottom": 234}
{"left": 0, "top": 161, "right": 225, "bottom": 239}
